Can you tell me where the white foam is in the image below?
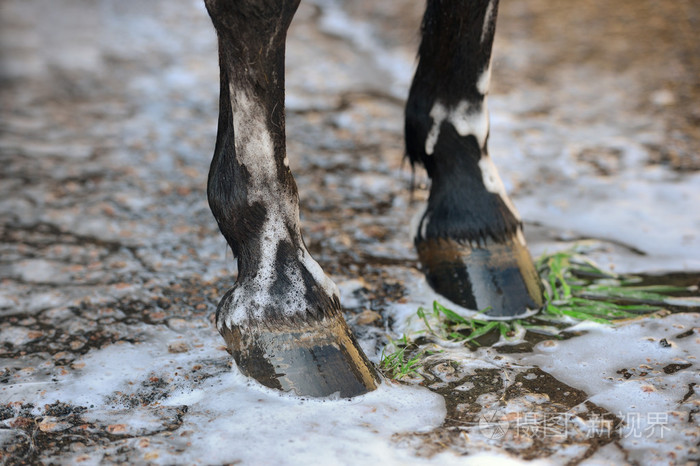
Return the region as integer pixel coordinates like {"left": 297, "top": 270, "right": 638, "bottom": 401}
{"left": 516, "top": 172, "right": 700, "bottom": 272}
{"left": 0, "top": 327, "right": 37, "bottom": 347}
{"left": 0, "top": 322, "right": 446, "bottom": 464}
{"left": 13, "top": 259, "right": 67, "bottom": 284}
{"left": 519, "top": 314, "right": 700, "bottom": 463}
{"left": 218, "top": 213, "right": 339, "bottom": 328}
{"left": 156, "top": 372, "right": 446, "bottom": 465}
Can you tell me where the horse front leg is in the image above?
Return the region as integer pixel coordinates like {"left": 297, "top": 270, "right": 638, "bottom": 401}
{"left": 406, "top": 0, "right": 544, "bottom": 317}
{"left": 204, "top": 0, "right": 378, "bottom": 397}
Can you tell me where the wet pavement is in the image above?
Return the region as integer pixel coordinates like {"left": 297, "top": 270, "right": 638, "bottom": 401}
{"left": 1, "top": 0, "right": 699, "bottom": 464}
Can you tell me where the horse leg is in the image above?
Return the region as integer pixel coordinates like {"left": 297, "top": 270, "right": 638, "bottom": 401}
{"left": 406, "top": 0, "right": 544, "bottom": 317}
{"left": 204, "top": 0, "right": 378, "bottom": 397}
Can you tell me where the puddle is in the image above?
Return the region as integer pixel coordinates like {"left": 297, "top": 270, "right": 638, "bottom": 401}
{"left": 378, "top": 309, "right": 699, "bottom": 464}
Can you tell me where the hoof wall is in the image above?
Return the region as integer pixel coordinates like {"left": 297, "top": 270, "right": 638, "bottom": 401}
{"left": 221, "top": 315, "right": 379, "bottom": 398}
{"left": 416, "top": 234, "right": 543, "bottom": 318}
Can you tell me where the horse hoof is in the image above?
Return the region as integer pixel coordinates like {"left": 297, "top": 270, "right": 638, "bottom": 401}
{"left": 416, "top": 232, "right": 544, "bottom": 318}
{"left": 220, "top": 314, "right": 379, "bottom": 398}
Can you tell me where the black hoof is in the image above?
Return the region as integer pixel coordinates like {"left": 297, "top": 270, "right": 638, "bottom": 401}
{"left": 220, "top": 315, "right": 379, "bottom": 398}
{"left": 416, "top": 233, "right": 544, "bottom": 318}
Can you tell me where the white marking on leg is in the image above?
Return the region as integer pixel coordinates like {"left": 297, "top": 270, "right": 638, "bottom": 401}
{"left": 425, "top": 99, "right": 490, "bottom": 156}
{"left": 476, "top": 60, "right": 492, "bottom": 95}
{"left": 450, "top": 100, "right": 489, "bottom": 146}
{"left": 425, "top": 102, "right": 448, "bottom": 156}
{"left": 409, "top": 201, "right": 428, "bottom": 242}
{"left": 231, "top": 87, "right": 277, "bottom": 197}
{"left": 420, "top": 212, "right": 430, "bottom": 240}
{"left": 481, "top": 0, "right": 495, "bottom": 44}
{"left": 478, "top": 154, "right": 521, "bottom": 220}
{"left": 221, "top": 210, "right": 340, "bottom": 328}
{"left": 220, "top": 86, "right": 340, "bottom": 328}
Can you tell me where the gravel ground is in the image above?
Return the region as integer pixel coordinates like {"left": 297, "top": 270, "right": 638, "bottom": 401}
{"left": 1, "top": 0, "right": 698, "bottom": 464}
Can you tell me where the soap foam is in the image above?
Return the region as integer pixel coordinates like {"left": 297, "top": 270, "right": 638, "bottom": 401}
{"left": 1, "top": 321, "right": 452, "bottom": 465}
{"left": 519, "top": 314, "right": 700, "bottom": 464}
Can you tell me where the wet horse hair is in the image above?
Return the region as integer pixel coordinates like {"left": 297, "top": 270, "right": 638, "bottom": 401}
{"left": 203, "top": 0, "right": 543, "bottom": 397}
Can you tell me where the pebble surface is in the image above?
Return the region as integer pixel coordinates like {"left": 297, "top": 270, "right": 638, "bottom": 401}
{"left": 1, "top": 0, "right": 698, "bottom": 464}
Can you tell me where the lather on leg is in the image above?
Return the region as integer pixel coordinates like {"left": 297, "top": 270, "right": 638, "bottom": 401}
{"left": 406, "top": 0, "right": 543, "bottom": 317}
{"left": 204, "top": 0, "right": 378, "bottom": 397}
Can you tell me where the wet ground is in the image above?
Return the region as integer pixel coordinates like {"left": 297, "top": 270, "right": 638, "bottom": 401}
{"left": 1, "top": 0, "right": 699, "bottom": 464}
